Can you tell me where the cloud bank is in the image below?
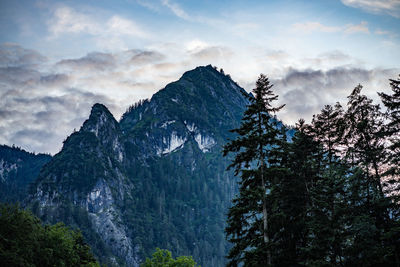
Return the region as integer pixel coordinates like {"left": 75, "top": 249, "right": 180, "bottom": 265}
{"left": 0, "top": 42, "right": 398, "bottom": 154}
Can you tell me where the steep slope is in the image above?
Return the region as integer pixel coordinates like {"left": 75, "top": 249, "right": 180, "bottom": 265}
{"left": 29, "top": 104, "right": 138, "bottom": 266}
{"left": 28, "top": 65, "right": 249, "bottom": 266}
{"left": 0, "top": 145, "right": 51, "bottom": 203}
{"left": 119, "top": 65, "right": 249, "bottom": 265}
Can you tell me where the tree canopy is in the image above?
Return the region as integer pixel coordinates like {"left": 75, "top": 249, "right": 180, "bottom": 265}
{"left": 141, "top": 248, "right": 200, "bottom": 267}
{"left": 224, "top": 74, "right": 400, "bottom": 266}
{"left": 0, "top": 203, "right": 99, "bottom": 267}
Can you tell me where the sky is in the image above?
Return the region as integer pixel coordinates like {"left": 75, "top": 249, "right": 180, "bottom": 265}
{"left": 0, "top": 0, "right": 399, "bottom": 154}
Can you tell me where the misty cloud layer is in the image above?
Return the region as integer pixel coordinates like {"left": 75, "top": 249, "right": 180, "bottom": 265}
{"left": 0, "top": 43, "right": 398, "bottom": 154}
{"left": 273, "top": 67, "right": 398, "bottom": 125}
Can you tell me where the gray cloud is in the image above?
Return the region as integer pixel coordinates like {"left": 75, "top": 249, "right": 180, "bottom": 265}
{"left": 0, "top": 45, "right": 122, "bottom": 154}
{"left": 130, "top": 51, "right": 165, "bottom": 65}
{"left": 273, "top": 67, "right": 399, "bottom": 125}
{"left": 1, "top": 43, "right": 398, "bottom": 154}
{"left": 0, "top": 43, "right": 47, "bottom": 68}
{"left": 1, "top": 87, "right": 117, "bottom": 154}
{"left": 0, "top": 67, "right": 41, "bottom": 88}
{"left": 40, "top": 73, "right": 69, "bottom": 87}
{"left": 191, "top": 46, "right": 233, "bottom": 61}
{"left": 57, "top": 52, "right": 116, "bottom": 71}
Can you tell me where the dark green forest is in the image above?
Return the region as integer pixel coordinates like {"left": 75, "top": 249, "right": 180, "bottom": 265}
{"left": 224, "top": 75, "right": 400, "bottom": 266}
{"left": 0, "top": 203, "right": 99, "bottom": 266}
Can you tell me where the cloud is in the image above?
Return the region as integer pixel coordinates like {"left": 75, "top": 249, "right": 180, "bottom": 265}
{"left": 2, "top": 90, "right": 116, "bottom": 154}
{"left": 375, "top": 29, "right": 391, "bottom": 35}
{"left": 272, "top": 67, "right": 399, "bottom": 125}
{"left": 0, "top": 43, "right": 47, "bottom": 68}
{"left": 161, "top": 0, "right": 190, "bottom": 20}
{"left": 344, "top": 21, "right": 370, "bottom": 34}
{"left": 0, "top": 45, "right": 123, "bottom": 154}
{"left": 292, "top": 22, "right": 341, "bottom": 33}
{"left": 48, "top": 6, "right": 149, "bottom": 39}
{"left": 191, "top": 46, "right": 234, "bottom": 61}
{"left": 40, "top": 74, "right": 70, "bottom": 87}
{"left": 130, "top": 51, "right": 165, "bottom": 65}
{"left": 106, "top": 16, "right": 148, "bottom": 38}
{"left": 135, "top": 0, "right": 160, "bottom": 12}
{"left": 341, "top": 0, "right": 400, "bottom": 18}
{"left": 48, "top": 6, "right": 99, "bottom": 36}
{"left": 1, "top": 42, "right": 398, "bottom": 155}
{"left": 56, "top": 52, "right": 116, "bottom": 71}
{"left": 292, "top": 21, "right": 370, "bottom": 35}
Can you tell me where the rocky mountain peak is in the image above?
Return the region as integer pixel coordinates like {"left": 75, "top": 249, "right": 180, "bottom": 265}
{"left": 82, "top": 103, "right": 119, "bottom": 137}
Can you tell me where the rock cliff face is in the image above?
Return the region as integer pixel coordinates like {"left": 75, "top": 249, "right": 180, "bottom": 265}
{"left": 27, "top": 65, "right": 249, "bottom": 266}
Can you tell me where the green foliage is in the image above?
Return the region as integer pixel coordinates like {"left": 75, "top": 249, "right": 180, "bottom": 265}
{"left": 0, "top": 203, "right": 100, "bottom": 267}
{"left": 142, "top": 248, "right": 200, "bottom": 267}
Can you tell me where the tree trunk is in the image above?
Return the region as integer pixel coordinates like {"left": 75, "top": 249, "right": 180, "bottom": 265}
{"left": 258, "top": 112, "right": 271, "bottom": 265}
{"left": 261, "top": 164, "right": 271, "bottom": 265}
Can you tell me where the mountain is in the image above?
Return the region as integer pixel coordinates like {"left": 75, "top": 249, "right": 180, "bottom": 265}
{"left": 26, "top": 65, "right": 249, "bottom": 266}
{"left": 0, "top": 145, "right": 51, "bottom": 203}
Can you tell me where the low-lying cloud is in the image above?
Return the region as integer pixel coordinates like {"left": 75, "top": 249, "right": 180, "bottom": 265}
{"left": 0, "top": 43, "right": 398, "bottom": 154}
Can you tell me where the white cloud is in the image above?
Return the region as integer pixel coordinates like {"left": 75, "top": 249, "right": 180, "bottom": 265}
{"left": 341, "top": 0, "right": 400, "bottom": 18}
{"left": 344, "top": 21, "right": 370, "bottom": 34}
{"left": 185, "top": 40, "right": 209, "bottom": 52}
{"left": 292, "top": 22, "right": 341, "bottom": 33}
{"left": 161, "top": 0, "right": 190, "bottom": 20}
{"left": 107, "top": 16, "right": 148, "bottom": 38}
{"left": 292, "top": 21, "right": 370, "bottom": 35}
{"left": 49, "top": 6, "right": 99, "bottom": 36}
{"left": 48, "top": 6, "right": 149, "bottom": 39}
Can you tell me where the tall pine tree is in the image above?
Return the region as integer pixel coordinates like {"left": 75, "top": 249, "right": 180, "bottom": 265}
{"left": 305, "top": 105, "right": 350, "bottom": 265}
{"left": 379, "top": 75, "right": 400, "bottom": 190}
{"left": 223, "top": 74, "right": 284, "bottom": 266}
{"left": 378, "top": 75, "right": 400, "bottom": 266}
{"left": 343, "top": 84, "right": 396, "bottom": 265}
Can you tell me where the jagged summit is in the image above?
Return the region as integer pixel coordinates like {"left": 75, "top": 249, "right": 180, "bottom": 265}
{"left": 82, "top": 103, "right": 118, "bottom": 131}
{"left": 90, "top": 103, "right": 112, "bottom": 117}
{"left": 81, "top": 103, "right": 121, "bottom": 148}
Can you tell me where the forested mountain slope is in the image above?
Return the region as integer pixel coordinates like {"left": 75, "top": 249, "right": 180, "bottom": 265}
{"left": 27, "top": 65, "right": 249, "bottom": 266}
{"left": 0, "top": 145, "right": 51, "bottom": 203}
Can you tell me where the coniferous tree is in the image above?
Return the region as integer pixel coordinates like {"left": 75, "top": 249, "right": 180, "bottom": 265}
{"left": 273, "top": 120, "right": 318, "bottom": 265}
{"left": 223, "top": 74, "right": 284, "bottom": 266}
{"left": 343, "top": 84, "right": 396, "bottom": 265}
{"left": 344, "top": 84, "right": 386, "bottom": 197}
{"left": 310, "top": 103, "right": 345, "bottom": 159}
{"left": 378, "top": 75, "right": 400, "bottom": 266}
{"left": 379, "top": 75, "right": 400, "bottom": 190}
{"left": 303, "top": 107, "right": 350, "bottom": 266}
